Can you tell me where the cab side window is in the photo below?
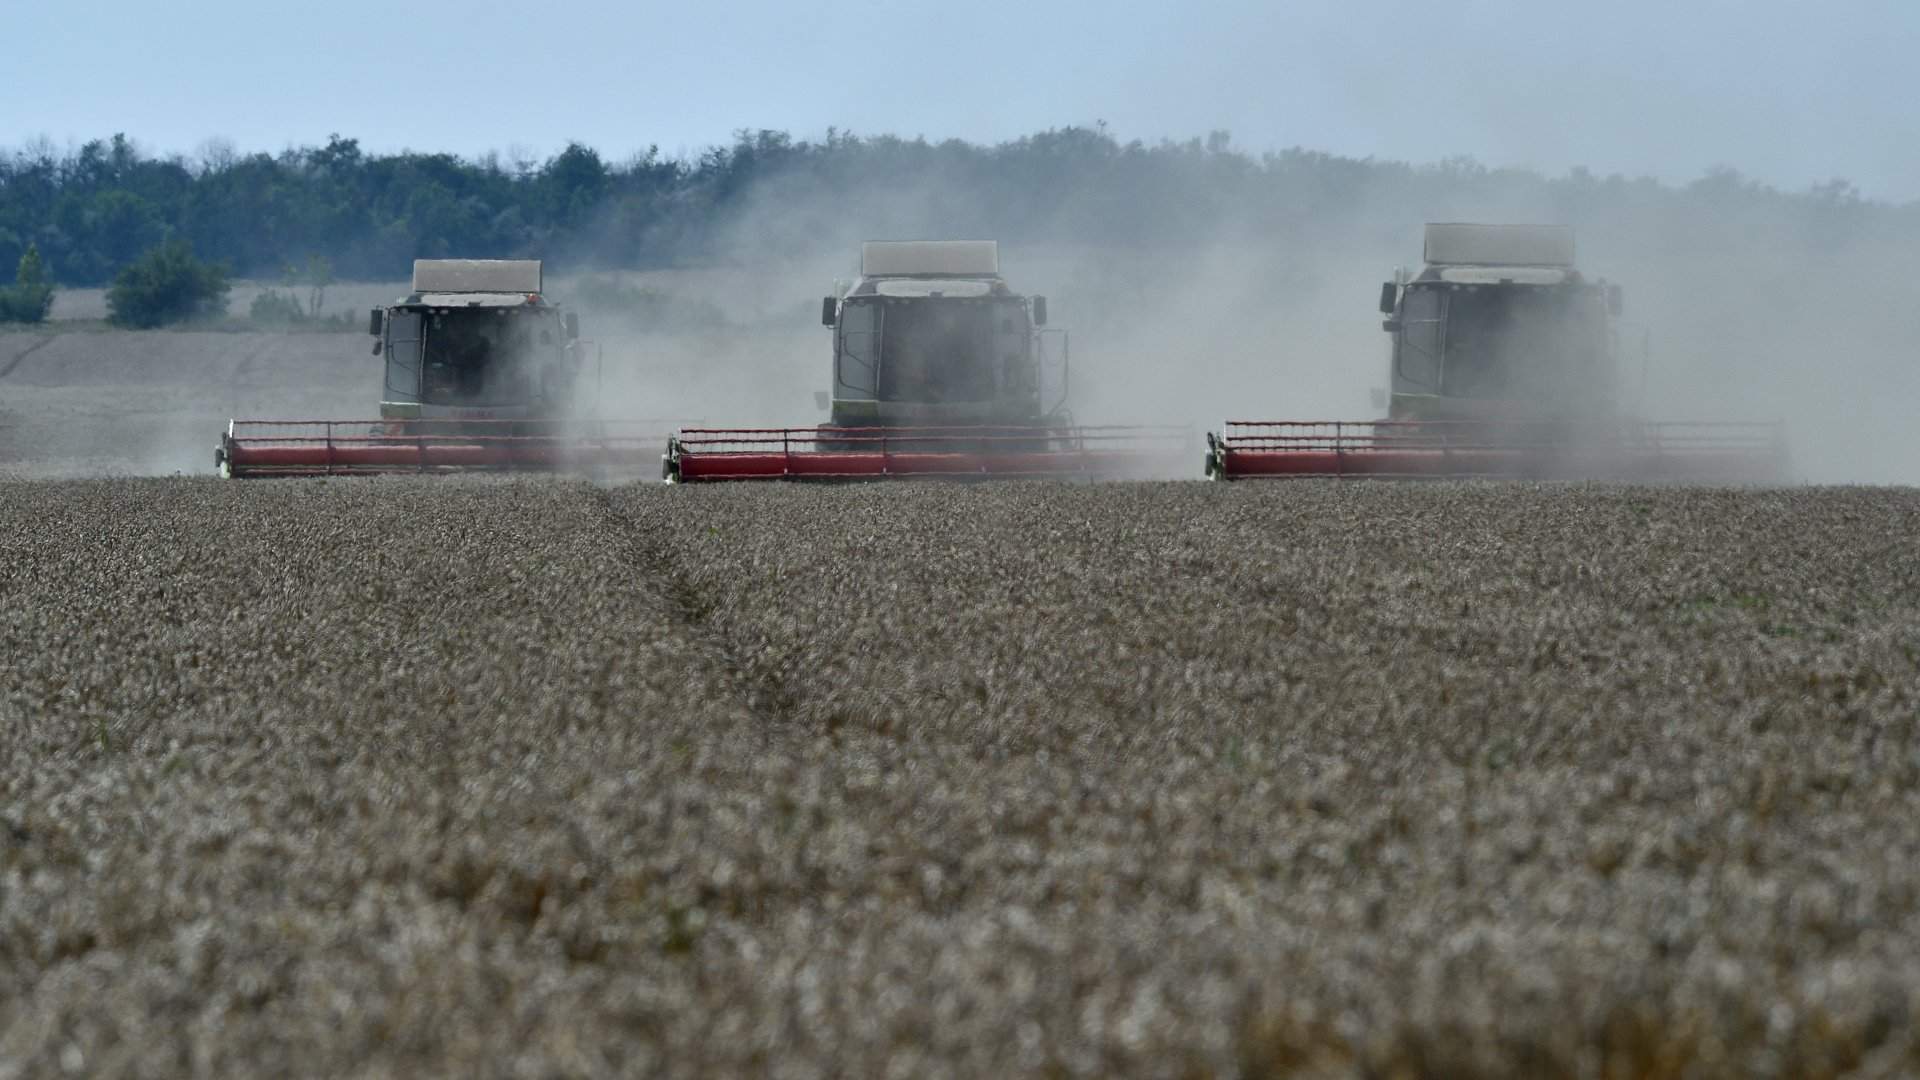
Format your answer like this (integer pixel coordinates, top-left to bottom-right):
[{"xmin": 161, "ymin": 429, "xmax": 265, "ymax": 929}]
[
  {"xmin": 384, "ymin": 311, "xmax": 423, "ymax": 399},
  {"xmin": 1396, "ymin": 287, "xmax": 1443, "ymax": 389},
  {"xmin": 836, "ymin": 300, "xmax": 880, "ymax": 399}
]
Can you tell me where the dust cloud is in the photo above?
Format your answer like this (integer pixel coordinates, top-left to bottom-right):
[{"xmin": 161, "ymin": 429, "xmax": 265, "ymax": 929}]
[
  {"xmin": 11, "ymin": 150, "xmax": 1912, "ymax": 485},
  {"xmin": 567, "ymin": 162, "xmax": 1917, "ymax": 485}
]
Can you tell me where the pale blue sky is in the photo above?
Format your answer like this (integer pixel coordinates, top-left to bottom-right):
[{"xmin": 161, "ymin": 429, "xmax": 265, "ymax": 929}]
[{"xmin": 13, "ymin": 0, "xmax": 1920, "ymax": 200}]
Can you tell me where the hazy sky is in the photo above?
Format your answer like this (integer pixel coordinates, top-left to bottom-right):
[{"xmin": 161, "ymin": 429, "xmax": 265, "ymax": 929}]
[{"xmin": 13, "ymin": 0, "xmax": 1919, "ymax": 200}]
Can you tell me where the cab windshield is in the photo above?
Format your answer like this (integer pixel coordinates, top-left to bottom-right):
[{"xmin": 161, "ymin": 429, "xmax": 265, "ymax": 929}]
[
  {"xmin": 421, "ymin": 307, "xmax": 558, "ymax": 407},
  {"xmin": 875, "ymin": 299, "xmax": 1022, "ymax": 403},
  {"xmin": 1441, "ymin": 286, "xmax": 1609, "ymax": 403}
]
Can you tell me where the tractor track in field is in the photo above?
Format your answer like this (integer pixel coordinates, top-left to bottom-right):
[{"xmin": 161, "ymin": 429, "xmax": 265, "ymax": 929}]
[
  {"xmin": 585, "ymin": 485, "xmax": 802, "ymax": 729},
  {"xmin": 227, "ymin": 339, "xmax": 272, "ymax": 385},
  {"xmin": 0, "ymin": 334, "xmax": 55, "ymax": 380}
]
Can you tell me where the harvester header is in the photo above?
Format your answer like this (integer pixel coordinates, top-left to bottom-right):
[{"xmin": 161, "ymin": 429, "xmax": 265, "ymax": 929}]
[
  {"xmin": 411, "ymin": 259, "xmax": 544, "ymax": 294},
  {"xmin": 860, "ymin": 240, "xmax": 1000, "ymax": 278},
  {"xmin": 1422, "ymin": 223, "xmax": 1575, "ymax": 268}
]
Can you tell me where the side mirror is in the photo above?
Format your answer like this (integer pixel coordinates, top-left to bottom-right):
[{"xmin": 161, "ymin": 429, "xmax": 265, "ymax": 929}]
[
  {"xmin": 820, "ymin": 297, "xmax": 837, "ymax": 327},
  {"xmin": 564, "ymin": 311, "xmax": 580, "ymax": 340},
  {"xmin": 1381, "ymin": 319, "xmax": 1402, "ymax": 333},
  {"xmin": 1369, "ymin": 387, "xmax": 1388, "ymax": 411},
  {"xmin": 813, "ymin": 391, "xmax": 830, "ymax": 411},
  {"xmin": 1378, "ymin": 282, "xmax": 1397, "ymax": 315},
  {"xmin": 1031, "ymin": 296, "xmax": 1048, "ymax": 327},
  {"xmin": 368, "ymin": 307, "xmax": 384, "ymax": 336},
  {"xmin": 1607, "ymin": 284, "xmax": 1624, "ymax": 317}
]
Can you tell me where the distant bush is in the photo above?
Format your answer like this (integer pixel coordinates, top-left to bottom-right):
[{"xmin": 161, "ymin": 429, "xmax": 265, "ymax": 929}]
[
  {"xmin": 246, "ymin": 254, "xmax": 354, "ymax": 330},
  {"xmin": 106, "ymin": 240, "xmax": 230, "ymax": 328},
  {"xmin": 246, "ymin": 286, "xmax": 355, "ymax": 331},
  {"xmin": 0, "ymin": 291, "xmax": 48, "ymax": 323},
  {"xmin": 248, "ymin": 288, "xmax": 307, "ymax": 326},
  {"xmin": 0, "ymin": 244, "xmax": 54, "ymax": 323}
]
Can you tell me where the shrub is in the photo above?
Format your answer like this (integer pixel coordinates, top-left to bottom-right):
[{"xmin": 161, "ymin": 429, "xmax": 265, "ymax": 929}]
[
  {"xmin": 249, "ymin": 288, "xmax": 307, "ymax": 326},
  {"xmin": 0, "ymin": 244, "xmax": 55, "ymax": 323},
  {"xmin": 106, "ymin": 240, "xmax": 230, "ymax": 328}
]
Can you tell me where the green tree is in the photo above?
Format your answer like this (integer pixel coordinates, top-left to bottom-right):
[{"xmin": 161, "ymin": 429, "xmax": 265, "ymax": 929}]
[
  {"xmin": 106, "ymin": 240, "xmax": 230, "ymax": 327},
  {"xmin": 0, "ymin": 243, "xmax": 55, "ymax": 323},
  {"xmin": 1, "ymin": 128, "xmax": 1912, "ymax": 288},
  {"xmin": 541, "ymin": 143, "xmax": 608, "ymax": 227}
]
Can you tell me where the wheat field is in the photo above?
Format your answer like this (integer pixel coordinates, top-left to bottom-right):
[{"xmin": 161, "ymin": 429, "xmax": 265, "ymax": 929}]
[{"xmin": 3, "ymin": 477, "xmax": 1917, "ymax": 1077}]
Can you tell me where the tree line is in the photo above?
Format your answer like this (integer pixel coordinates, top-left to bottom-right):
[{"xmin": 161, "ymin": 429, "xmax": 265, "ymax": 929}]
[{"xmin": 0, "ymin": 127, "xmax": 1912, "ymax": 296}]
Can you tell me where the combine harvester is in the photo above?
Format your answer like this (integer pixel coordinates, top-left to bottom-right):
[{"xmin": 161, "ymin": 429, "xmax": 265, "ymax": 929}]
[
  {"xmin": 1204, "ymin": 224, "xmax": 1789, "ymax": 481},
  {"xmin": 215, "ymin": 259, "xmax": 665, "ymax": 478},
  {"xmin": 662, "ymin": 241, "xmax": 1188, "ymax": 482}
]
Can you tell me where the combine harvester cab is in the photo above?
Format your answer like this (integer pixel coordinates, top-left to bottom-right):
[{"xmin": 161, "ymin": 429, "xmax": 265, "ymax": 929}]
[
  {"xmin": 1205, "ymin": 224, "xmax": 1789, "ymax": 482},
  {"xmin": 663, "ymin": 241, "xmax": 1189, "ymax": 482},
  {"xmin": 216, "ymin": 259, "xmax": 669, "ymax": 478}
]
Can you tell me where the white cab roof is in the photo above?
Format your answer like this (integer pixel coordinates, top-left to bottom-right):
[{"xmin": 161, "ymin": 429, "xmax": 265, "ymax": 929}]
[
  {"xmin": 861, "ymin": 241, "xmax": 999, "ymax": 277},
  {"xmin": 412, "ymin": 259, "xmax": 543, "ymax": 293},
  {"xmin": 1424, "ymin": 224, "xmax": 1575, "ymax": 268}
]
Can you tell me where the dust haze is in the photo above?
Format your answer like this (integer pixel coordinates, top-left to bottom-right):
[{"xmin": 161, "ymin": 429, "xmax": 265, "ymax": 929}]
[
  {"xmin": 562, "ymin": 161, "xmax": 1917, "ymax": 485},
  {"xmin": 5, "ymin": 150, "xmax": 1913, "ymax": 484}
]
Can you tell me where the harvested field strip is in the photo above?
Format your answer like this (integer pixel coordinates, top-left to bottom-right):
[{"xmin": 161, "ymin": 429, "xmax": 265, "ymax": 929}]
[
  {"xmin": 2, "ymin": 478, "xmax": 1919, "ymax": 1076},
  {"xmin": 0, "ymin": 331, "xmax": 373, "ymax": 479}
]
